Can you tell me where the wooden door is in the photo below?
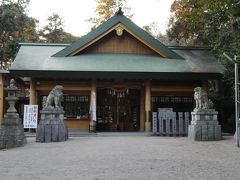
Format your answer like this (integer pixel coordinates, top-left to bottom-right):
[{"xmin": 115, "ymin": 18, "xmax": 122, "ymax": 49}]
[{"xmin": 96, "ymin": 89, "xmax": 140, "ymax": 131}]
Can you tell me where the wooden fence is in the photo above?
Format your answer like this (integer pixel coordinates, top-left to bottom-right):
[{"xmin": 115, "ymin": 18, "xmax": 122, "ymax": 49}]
[{"xmin": 152, "ymin": 111, "xmax": 191, "ymax": 136}]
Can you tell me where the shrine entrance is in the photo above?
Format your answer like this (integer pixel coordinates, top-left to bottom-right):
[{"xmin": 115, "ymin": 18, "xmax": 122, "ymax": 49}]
[{"xmin": 96, "ymin": 88, "xmax": 140, "ymax": 132}]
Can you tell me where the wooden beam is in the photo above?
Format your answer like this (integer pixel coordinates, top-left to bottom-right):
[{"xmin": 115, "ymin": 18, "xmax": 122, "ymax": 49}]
[
  {"xmin": 140, "ymin": 88, "xmax": 145, "ymax": 131},
  {"xmin": 145, "ymin": 80, "xmax": 151, "ymax": 132},
  {"xmin": 29, "ymin": 78, "xmax": 37, "ymax": 105}
]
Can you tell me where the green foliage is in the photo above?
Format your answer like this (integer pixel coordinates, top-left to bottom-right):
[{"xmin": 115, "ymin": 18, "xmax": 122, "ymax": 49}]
[
  {"xmin": 168, "ymin": 0, "xmax": 240, "ymax": 132},
  {"xmin": 0, "ymin": 0, "xmax": 38, "ymax": 69},
  {"xmin": 168, "ymin": 0, "xmax": 236, "ymax": 46},
  {"xmin": 88, "ymin": 0, "xmax": 132, "ymax": 28},
  {"xmin": 142, "ymin": 22, "xmax": 158, "ymax": 36},
  {"xmin": 39, "ymin": 13, "xmax": 80, "ymax": 43}
]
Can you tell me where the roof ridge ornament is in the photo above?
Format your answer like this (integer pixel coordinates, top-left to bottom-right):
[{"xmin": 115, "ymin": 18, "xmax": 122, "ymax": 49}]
[{"xmin": 116, "ymin": 7, "xmax": 123, "ymax": 15}]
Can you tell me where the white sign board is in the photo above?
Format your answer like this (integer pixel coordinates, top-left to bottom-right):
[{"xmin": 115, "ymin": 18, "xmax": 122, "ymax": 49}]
[
  {"xmin": 92, "ymin": 91, "xmax": 97, "ymax": 121},
  {"xmin": 24, "ymin": 105, "xmax": 38, "ymax": 128}
]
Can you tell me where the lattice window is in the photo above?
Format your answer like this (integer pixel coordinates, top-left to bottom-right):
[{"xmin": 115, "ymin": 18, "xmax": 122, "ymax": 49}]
[{"xmin": 63, "ymin": 95, "xmax": 89, "ymax": 119}]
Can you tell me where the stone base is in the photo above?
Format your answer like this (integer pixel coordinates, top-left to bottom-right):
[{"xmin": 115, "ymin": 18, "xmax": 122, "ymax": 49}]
[
  {"xmin": 188, "ymin": 124, "xmax": 221, "ymax": 141},
  {"xmin": 36, "ymin": 118, "xmax": 68, "ymax": 142},
  {"xmin": 234, "ymin": 122, "xmax": 240, "ymax": 146},
  {"xmin": 0, "ymin": 123, "xmax": 26, "ymax": 149},
  {"xmin": 188, "ymin": 109, "xmax": 222, "ymax": 141},
  {"xmin": 36, "ymin": 107, "xmax": 68, "ymax": 143}
]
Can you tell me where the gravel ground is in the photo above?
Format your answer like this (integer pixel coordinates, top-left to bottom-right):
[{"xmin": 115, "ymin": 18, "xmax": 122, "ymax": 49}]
[{"xmin": 0, "ymin": 135, "xmax": 240, "ymax": 180}]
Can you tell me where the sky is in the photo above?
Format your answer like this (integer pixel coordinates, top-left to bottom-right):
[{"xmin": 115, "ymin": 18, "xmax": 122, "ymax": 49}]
[{"xmin": 27, "ymin": 0, "xmax": 175, "ymax": 37}]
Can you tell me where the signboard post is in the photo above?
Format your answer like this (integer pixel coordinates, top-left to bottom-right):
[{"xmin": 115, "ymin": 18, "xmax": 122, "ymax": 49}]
[
  {"xmin": 173, "ymin": 112, "xmax": 177, "ymax": 136},
  {"xmin": 166, "ymin": 112, "xmax": 171, "ymax": 135},
  {"xmin": 184, "ymin": 112, "xmax": 190, "ymax": 135},
  {"xmin": 178, "ymin": 112, "xmax": 183, "ymax": 136},
  {"xmin": 152, "ymin": 112, "xmax": 158, "ymax": 135},
  {"xmin": 23, "ymin": 105, "xmax": 38, "ymax": 129}
]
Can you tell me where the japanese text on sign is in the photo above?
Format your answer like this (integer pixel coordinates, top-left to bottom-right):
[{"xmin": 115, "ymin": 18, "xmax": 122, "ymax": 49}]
[{"xmin": 24, "ymin": 105, "xmax": 38, "ymax": 128}]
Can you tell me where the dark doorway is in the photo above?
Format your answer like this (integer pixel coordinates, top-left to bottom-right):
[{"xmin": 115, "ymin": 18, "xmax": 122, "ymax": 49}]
[{"xmin": 96, "ymin": 89, "xmax": 140, "ymax": 131}]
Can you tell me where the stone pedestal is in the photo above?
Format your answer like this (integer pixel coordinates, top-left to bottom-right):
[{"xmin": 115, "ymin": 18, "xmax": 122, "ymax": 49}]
[
  {"xmin": 36, "ymin": 107, "xmax": 68, "ymax": 142},
  {"xmin": 0, "ymin": 113, "xmax": 26, "ymax": 149},
  {"xmin": 234, "ymin": 121, "xmax": 240, "ymax": 146},
  {"xmin": 188, "ymin": 109, "xmax": 221, "ymax": 141}
]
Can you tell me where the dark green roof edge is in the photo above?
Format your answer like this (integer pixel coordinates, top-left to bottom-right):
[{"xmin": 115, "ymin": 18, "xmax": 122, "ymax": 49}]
[
  {"xmin": 168, "ymin": 46, "xmax": 211, "ymax": 50},
  {"xmin": 53, "ymin": 13, "xmax": 183, "ymax": 59},
  {"xmin": 10, "ymin": 70, "xmax": 222, "ymax": 80},
  {"xmin": 19, "ymin": 42, "xmax": 70, "ymax": 47}
]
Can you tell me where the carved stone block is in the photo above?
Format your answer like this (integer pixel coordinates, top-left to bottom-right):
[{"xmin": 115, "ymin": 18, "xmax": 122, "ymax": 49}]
[
  {"xmin": 36, "ymin": 107, "xmax": 68, "ymax": 143},
  {"xmin": 188, "ymin": 109, "xmax": 221, "ymax": 141}
]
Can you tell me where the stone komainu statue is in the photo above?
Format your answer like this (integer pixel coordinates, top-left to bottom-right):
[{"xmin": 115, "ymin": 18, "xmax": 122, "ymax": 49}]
[
  {"xmin": 194, "ymin": 87, "xmax": 213, "ymax": 109},
  {"xmin": 45, "ymin": 85, "xmax": 64, "ymax": 108}
]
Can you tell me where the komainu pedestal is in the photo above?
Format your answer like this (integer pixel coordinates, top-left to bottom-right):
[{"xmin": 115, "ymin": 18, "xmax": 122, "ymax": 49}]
[
  {"xmin": 0, "ymin": 79, "xmax": 26, "ymax": 149},
  {"xmin": 188, "ymin": 87, "xmax": 221, "ymax": 141},
  {"xmin": 188, "ymin": 109, "xmax": 221, "ymax": 141},
  {"xmin": 36, "ymin": 107, "xmax": 68, "ymax": 142},
  {"xmin": 36, "ymin": 85, "xmax": 68, "ymax": 142}
]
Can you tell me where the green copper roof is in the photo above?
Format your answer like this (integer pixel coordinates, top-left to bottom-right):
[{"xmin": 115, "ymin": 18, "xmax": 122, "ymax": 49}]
[
  {"xmin": 11, "ymin": 44, "xmax": 185, "ymax": 71},
  {"xmin": 10, "ymin": 43, "xmax": 222, "ymax": 79},
  {"xmin": 53, "ymin": 12, "xmax": 182, "ymax": 59}
]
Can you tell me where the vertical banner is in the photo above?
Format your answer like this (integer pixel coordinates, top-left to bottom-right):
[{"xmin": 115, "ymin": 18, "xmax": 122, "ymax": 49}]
[
  {"xmin": 173, "ymin": 112, "xmax": 177, "ymax": 136},
  {"xmin": 184, "ymin": 112, "xmax": 190, "ymax": 135},
  {"xmin": 152, "ymin": 112, "xmax": 158, "ymax": 135},
  {"xmin": 178, "ymin": 112, "xmax": 183, "ymax": 136},
  {"xmin": 24, "ymin": 105, "xmax": 38, "ymax": 128}
]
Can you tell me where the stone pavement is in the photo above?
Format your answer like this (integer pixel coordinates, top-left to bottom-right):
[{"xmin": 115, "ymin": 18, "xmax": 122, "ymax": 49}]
[{"xmin": 0, "ymin": 134, "xmax": 240, "ymax": 180}]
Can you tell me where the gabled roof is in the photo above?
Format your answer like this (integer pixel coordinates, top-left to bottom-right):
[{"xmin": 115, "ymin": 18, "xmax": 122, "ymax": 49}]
[
  {"xmin": 10, "ymin": 43, "xmax": 222, "ymax": 79},
  {"xmin": 10, "ymin": 10, "xmax": 223, "ymax": 80},
  {"xmin": 53, "ymin": 9, "xmax": 183, "ymax": 59}
]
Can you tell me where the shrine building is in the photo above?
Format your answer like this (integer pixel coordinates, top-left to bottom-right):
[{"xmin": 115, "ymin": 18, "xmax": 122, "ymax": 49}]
[{"xmin": 7, "ymin": 10, "xmax": 222, "ymax": 132}]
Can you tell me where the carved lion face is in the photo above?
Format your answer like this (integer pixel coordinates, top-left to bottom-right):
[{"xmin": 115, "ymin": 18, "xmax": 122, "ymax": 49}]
[
  {"xmin": 194, "ymin": 87, "xmax": 201, "ymax": 92},
  {"xmin": 55, "ymin": 85, "xmax": 64, "ymax": 91}
]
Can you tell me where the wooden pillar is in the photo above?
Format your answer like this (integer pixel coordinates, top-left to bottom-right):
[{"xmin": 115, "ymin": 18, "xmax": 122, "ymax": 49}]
[
  {"xmin": 29, "ymin": 78, "xmax": 37, "ymax": 105},
  {"xmin": 145, "ymin": 80, "xmax": 151, "ymax": 132},
  {"xmin": 90, "ymin": 79, "xmax": 97, "ymax": 126},
  {"xmin": 202, "ymin": 80, "xmax": 209, "ymax": 95},
  {"xmin": 0, "ymin": 74, "xmax": 4, "ymax": 123},
  {"xmin": 140, "ymin": 88, "xmax": 145, "ymax": 131}
]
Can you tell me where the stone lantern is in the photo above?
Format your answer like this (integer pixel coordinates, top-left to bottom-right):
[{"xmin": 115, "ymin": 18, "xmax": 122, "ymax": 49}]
[{"xmin": 0, "ymin": 79, "xmax": 26, "ymax": 149}]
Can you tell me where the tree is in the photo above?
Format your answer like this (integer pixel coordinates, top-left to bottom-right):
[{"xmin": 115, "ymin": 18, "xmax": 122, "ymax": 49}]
[
  {"xmin": 167, "ymin": 0, "xmax": 240, "ymax": 132},
  {"xmin": 142, "ymin": 22, "xmax": 158, "ymax": 36},
  {"xmin": 0, "ymin": 0, "xmax": 39, "ymax": 70},
  {"xmin": 39, "ymin": 13, "xmax": 80, "ymax": 43},
  {"xmin": 167, "ymin": 0, "xmax": 239, "ymax": 47},
  {"xmin": 88, "ymin": 0, "xmax": 132, "ymax": 28}
]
